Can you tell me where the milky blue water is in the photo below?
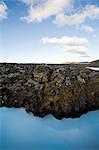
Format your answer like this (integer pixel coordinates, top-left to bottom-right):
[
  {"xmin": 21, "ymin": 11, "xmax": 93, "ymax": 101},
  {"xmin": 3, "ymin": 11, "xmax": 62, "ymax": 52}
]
[
  {"xmin": 0, "ymin": 108, "xmax": 99, "ymax": 150},
  {"xmin": 86, "ymin": 67, "xmax": 99, "ymax": 71}
]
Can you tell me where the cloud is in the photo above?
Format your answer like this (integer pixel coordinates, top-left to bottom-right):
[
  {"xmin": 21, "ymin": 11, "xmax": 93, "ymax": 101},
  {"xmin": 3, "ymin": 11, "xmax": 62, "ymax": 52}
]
[
  {"xmin": 20, "ymin": 0, "xmax": 72, "ymax": 23},
  {"xmin": 0, "ymin": 2, "xmax": 8, "ymax": 20},
  {"xmin": 20, "ymin": 0, "xmax": 33, "ymax": 5},
  {"xmin": 41, "ymin": 36, "xmax": 89, "ymax": 57},
  {"xmin": 41, "ymin": 36, "xmax": 88, "ymax": 46},
  {"xmin": 54, "ymin": 5, "xmax": 99, "ymax": 27},
  {"xmin": 62, "ymin": 45, "xmax": 88, "ymax": 54},
  {"xmin": 20, "ymin": 1, "xmax": 99, "ymax": 34},
  {"xmin": 62, "ymin": 45, "xmax": 89, "ymax": 57},
  {"xmin": 80, "ymin": 24, "xmax": 94, "ymax": 33}
]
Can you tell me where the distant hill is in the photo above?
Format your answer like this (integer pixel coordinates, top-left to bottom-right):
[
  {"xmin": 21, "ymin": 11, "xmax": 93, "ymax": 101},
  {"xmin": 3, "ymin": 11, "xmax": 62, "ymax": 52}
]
[
  {"xmin": 62, "ymin": 60, "xmax": 99, "ymax": 67},
  {"xmin": 89, "ymin": 60, "xmax": 99, "ymax": 67}
]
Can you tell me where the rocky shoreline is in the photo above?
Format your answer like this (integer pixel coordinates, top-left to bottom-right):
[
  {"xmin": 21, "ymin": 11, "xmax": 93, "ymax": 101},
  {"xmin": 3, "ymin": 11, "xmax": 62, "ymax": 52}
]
[{"xmin": 0, "ymin": 63, "xmax": 99, "ymax": 119}]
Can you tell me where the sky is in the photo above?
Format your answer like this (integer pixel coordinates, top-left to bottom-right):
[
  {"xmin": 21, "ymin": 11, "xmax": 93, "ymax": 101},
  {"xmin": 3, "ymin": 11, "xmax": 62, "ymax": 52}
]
[{"xmin": 0, "ymin": 0, "xmax": 99, "ymax": 63}]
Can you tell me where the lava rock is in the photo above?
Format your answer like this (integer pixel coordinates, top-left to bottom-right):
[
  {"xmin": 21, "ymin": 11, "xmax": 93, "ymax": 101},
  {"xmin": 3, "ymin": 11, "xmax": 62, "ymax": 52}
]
[{"xmin": 0, "ymin": 63, "xmax": 99, "ymax": 119}]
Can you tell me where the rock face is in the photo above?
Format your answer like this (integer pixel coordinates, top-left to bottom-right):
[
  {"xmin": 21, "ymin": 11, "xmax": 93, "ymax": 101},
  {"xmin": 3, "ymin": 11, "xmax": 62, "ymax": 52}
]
[
  {"xmin": 89, "ymin": 59, "xmax": 99, "ymax": 67},
  {"xmin": 0, "ymin": 63, "xmax": 99, "ymax": 119}
]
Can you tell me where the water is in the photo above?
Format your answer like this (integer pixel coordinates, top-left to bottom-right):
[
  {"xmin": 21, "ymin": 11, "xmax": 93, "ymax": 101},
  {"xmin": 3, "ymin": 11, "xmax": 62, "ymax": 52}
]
[
  {"xmin": 86, "ymin": 67, "xmax": 99, "ymax": 71},
  {"xmin": 0, "ymin": 108, "xmax": 99, "ymax": 150}
]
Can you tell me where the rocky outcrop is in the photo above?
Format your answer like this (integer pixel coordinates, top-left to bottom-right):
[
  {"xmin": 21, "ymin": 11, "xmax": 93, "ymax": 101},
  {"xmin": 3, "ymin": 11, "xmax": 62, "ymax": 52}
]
[
  {"xmin": 89, "ymin": 59, "xmax": 99, "ymax": 67},
  {"xmin": 0, "ymin": 63, "xmax": 99, "ymax": 119}
]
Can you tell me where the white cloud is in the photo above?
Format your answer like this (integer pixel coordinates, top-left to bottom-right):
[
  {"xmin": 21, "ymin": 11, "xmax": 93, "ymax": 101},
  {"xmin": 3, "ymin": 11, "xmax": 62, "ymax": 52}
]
[
  {"xmin": 0, "ymin": 2, "xmax": 7, "ymax": 20},
  {"xmin": 54, "ymin": 5, "xmax": 99, "ymax": 26},
  {"xmin": 21, "ymin": 0, "xmax": 72, "ymax": 22},
  {"xmin": 41, "ymin": 36, "xmax": 89, "ymax": 57},
  {"xmin": 62, "ymin": 45, "xmax": 89, "ymax": 57},
  {"xmin": 41, "ymin": 36, "xmax": 88, "ymax": 46},
  {"xmin": 20, "ymin": 0, "xmax": 33, "ymax": 5},
  {"xmin": 80, "ymin": 24, "xmax": 94, "ymax": 33},
  {"xmin": 20, "ymin": 1, "xmax": 99, "ymax": 34}
]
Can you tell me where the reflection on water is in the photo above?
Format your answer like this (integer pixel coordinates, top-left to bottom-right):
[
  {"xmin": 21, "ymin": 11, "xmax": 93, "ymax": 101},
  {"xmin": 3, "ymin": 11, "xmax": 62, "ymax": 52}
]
[{"xmin": 0, "ymin": 108, "xmax": 99, "ymax": 149}]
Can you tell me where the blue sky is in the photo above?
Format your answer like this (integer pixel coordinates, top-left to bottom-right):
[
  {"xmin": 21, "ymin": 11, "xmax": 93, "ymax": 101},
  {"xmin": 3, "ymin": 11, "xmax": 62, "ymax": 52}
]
[{"xmin": 0, "ymin": 0, "xmax": 99, "ymax": 63}]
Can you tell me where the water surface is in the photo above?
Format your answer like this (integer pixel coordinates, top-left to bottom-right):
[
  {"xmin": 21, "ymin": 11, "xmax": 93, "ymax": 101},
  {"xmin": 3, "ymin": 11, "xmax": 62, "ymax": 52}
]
[
  {"xmin": 86, "ymin": 67, "xmax": 99, "ymax": 71},
  {"xmin": 0, "ymin": 108, "xmax": 99, "ymax": 150}
]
